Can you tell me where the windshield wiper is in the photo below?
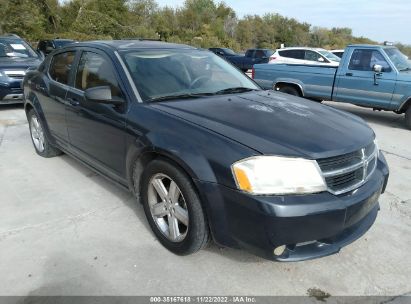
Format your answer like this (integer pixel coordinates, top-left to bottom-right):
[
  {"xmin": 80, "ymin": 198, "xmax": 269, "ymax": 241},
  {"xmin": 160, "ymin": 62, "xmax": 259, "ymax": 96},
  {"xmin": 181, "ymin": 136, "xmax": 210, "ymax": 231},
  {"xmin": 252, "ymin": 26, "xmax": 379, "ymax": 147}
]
[
  {"xmin": 213, "ymin": 87, "xmax": 258, "ymax": 95},
  {"xmin": 399, "ymin": 67, "xmax": 411, "ymax": 72},
  {"xmin": 148, "ymin": 93, "xmax": 207, "ymax": 103}
]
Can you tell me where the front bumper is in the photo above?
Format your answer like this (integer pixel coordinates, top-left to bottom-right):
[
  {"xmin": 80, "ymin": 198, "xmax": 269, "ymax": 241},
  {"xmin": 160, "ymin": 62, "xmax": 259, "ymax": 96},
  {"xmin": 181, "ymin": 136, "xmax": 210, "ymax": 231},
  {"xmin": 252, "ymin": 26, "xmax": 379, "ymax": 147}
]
[
  {"xmin": 196, "ymin": 153, "xmax": 389, "ymax": 261},
  {"xmin": 0, "ymin": 79, "xmax": 24, "ymax": 104}
]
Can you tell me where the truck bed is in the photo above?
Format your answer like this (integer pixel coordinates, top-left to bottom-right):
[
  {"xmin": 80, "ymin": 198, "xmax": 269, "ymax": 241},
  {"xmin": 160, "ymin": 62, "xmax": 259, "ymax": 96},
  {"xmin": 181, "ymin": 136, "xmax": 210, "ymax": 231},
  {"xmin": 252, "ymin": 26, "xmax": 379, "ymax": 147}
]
[{"xmin": 253, "ymin": 63, "xmax": 338, "ymax": 100}]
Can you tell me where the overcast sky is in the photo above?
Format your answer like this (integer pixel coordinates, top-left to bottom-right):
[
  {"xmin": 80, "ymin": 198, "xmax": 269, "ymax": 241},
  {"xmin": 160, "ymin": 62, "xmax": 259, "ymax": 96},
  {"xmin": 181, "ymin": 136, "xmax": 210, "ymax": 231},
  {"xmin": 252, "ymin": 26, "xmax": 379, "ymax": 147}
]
[{"xmin": 155, "ymin": 0, "xmax": 411, "ymax": 44}]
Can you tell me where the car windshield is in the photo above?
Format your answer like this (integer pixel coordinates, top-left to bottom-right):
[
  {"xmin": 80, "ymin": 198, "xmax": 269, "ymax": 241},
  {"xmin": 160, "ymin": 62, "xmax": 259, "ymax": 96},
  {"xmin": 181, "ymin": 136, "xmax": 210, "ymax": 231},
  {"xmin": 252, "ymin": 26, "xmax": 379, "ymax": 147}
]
[
  {"xmin": 0, "ymin": 39, "xmax": 38, "ymax": 58},
  {"xmin": 122, "ymin": 49, "xmax": 260, "ymax": 102},
  {"xmin": 384, "ymin": 48, "xmax": 411, "ymax": 71},
  {"xmin": 222, "ymin": 48, "xmax": 236, "ymax": 55},
  {"xmin": 318, "ymin": 50, "xmax": 341, "ymax": 62}
]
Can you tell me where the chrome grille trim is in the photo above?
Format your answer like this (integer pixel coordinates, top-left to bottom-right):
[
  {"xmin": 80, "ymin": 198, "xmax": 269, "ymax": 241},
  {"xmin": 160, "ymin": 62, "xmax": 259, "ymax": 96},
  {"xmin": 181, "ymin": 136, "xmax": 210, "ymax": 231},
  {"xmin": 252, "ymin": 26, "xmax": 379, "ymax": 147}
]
[{"xmin": 317, "ymin": 142, "xmax": 378, "ymax": 195}]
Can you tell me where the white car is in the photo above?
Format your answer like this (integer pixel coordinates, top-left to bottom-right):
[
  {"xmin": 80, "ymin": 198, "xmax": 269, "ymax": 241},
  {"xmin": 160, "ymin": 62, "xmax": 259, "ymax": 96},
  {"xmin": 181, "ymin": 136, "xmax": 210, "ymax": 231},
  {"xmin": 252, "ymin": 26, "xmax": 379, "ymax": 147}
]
[
  {"xmin": 330, "ymin": 49, "xmax": 344, "ymax": 58},
  {"xmin": 269, "ymin": 47, "xmax": 340, "ymax": 66}
]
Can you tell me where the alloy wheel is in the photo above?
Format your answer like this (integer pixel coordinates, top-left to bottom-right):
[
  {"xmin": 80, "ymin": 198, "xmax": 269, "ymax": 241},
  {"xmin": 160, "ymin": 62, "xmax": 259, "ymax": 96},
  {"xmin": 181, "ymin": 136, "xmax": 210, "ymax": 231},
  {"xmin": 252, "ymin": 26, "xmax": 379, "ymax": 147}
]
[
  {"xmin": 147, "ymin": 173, "xmax": 189, "ymax": 242},
  {"xmin": 30, "ymin": 115, "xmax": 45, "ymax": 153}
]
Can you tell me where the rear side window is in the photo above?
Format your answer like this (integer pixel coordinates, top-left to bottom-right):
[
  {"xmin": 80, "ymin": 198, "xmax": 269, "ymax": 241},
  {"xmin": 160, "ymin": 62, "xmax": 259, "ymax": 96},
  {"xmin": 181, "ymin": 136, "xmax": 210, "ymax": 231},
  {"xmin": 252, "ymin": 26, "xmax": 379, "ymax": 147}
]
[
  {"xmin": 75, "ymin": 51, "xmax": 122, "ymax": 98},
  {"xmin": 49, "ymin": 51, "xmax": 76, "ymax": 85},
  {"xmin": 279, "ymin": 50, "xmax": 305, "ymax": 59},
  {"xmin": 348, "ymin": 49, "xmax": 391, "ymax": 72}
]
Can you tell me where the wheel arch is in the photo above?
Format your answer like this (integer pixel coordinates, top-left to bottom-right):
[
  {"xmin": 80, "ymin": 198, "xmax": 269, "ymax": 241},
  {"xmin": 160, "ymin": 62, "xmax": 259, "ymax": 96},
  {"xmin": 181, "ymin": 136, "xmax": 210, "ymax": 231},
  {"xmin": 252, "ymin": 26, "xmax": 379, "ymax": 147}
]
[
  {"xmin": 398, "ymin": 97, "xmax": 411, "ymax": 113},
  {"xmin": 24, "ymin": 95, "xmax": 54, "ymax": 144},
  {"xmin": 274, "ymin": 81, "xmax": 304, "ymax": 97}
]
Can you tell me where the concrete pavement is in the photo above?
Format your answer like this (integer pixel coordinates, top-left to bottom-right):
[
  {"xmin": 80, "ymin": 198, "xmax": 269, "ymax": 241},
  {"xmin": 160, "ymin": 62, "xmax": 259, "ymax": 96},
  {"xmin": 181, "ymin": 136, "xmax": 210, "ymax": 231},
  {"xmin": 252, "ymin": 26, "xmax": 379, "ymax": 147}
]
[{"xmin": 0, "ymin": 102, "xmax": 410, "ymax": 296}]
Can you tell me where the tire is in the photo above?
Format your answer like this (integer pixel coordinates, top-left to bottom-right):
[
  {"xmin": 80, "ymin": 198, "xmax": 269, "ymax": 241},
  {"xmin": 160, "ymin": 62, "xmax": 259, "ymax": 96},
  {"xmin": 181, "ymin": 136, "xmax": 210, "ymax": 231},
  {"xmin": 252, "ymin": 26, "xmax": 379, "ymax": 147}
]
[
  {"xmin": 278, "ymin": 86, "xmax": 301, "ymax": 97},
  {"xmin": 27, "ymin": 109, "xmax": 62, "ymax": 158},
  {"xmin": 406, "ymin": 106, "xmax": 411, "ymax": 130},
  {"xmin": 140, "ymin": 159, "xmax": 210, "ymax": 255}
]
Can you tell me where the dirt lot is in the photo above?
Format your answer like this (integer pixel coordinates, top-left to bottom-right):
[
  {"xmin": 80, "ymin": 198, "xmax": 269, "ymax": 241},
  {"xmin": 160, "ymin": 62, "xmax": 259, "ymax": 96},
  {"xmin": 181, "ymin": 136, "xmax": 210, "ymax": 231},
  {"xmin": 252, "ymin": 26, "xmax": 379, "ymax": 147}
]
[{"xmin": 0, "ymin": 102, "xmax": 410, "ymax": 297}]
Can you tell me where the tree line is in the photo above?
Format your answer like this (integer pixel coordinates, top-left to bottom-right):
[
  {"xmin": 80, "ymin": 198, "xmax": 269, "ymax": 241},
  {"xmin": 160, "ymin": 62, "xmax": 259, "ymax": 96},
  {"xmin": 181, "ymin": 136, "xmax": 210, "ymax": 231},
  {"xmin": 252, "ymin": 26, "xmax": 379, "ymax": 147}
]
[{"xmin": 1, "ymin": 0, "xmax": 410, "ymax": 56}]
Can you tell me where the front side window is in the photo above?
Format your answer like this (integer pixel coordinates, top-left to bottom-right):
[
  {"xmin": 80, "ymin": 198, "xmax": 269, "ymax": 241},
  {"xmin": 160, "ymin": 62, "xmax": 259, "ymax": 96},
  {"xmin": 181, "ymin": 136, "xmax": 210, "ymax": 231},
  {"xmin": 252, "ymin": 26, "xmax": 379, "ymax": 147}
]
[
  {"xmin": 75, "ymin": 52, "xmax": 122, "ymax": 98},
  {"xmin": 305, "ymin": 50, "xmax": 324, "ymax": 62},
  {"xmin": 318, "ymin": 50, "xmax": 341, "ymax": 62},
  {"xmin": 49, "ymin": 51, "xmax": 76, "ymax": 85},
  {"xmin": 122, "ymin": 49, "xmax": 259, "ymax": 102},
  {"xmin": 349, "ymin": 49, "xmax": 391, "ymax": 71}
]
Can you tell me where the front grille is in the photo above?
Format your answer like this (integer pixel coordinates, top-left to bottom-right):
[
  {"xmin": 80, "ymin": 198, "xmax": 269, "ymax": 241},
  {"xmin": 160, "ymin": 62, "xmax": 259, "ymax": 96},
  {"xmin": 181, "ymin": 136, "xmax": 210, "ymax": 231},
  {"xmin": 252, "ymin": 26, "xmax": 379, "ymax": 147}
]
[{"xmin": 317, "ymin": 142, "xmax": 378, "ymax": 195}]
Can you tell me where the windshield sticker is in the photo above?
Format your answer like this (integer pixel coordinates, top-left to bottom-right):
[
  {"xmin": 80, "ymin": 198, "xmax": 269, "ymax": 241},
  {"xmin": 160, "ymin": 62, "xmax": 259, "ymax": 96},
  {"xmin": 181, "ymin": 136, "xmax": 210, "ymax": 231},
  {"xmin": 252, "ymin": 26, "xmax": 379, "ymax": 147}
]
[{"xmin": 10, "ymin": 44, "xmax": 27, "ymax": 50}]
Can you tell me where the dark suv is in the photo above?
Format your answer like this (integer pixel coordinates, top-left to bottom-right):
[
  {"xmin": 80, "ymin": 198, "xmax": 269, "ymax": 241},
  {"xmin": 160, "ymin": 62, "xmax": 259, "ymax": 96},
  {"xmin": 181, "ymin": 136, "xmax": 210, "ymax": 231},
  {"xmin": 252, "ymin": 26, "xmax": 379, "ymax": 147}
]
[
  {"xmin": 0, "ymin": 34, "xmax": 41, "ymax": 104},
  {"xmin": 23, "ymin": 40, "xmax": 389, "ymax": 261},
  {"xmin": 37, "ymin": 39, "xmax": 76, "ymax": 57}
]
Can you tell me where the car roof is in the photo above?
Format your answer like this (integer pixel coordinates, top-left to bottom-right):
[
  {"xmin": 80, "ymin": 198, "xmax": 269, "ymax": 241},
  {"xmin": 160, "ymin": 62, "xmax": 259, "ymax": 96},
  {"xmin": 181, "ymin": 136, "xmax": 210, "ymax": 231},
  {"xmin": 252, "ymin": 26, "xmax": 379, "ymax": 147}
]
[
  {"xmin": 71, "ymin": 40, "xmax": 195, "ymax": 51},
  {"xmin": 348, "ymin": 44, "xmax": 393, "ymax": 49},
  {"xmin": 277, "ymin": 47, "xmax": 325, "ymax": 51}
]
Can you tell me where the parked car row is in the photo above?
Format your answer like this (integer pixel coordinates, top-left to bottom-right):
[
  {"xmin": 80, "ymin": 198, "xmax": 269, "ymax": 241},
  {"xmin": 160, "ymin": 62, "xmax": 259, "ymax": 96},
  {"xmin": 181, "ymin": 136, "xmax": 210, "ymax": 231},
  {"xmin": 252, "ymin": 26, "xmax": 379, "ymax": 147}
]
[
  {"xmin": 253, "ymin": 44, "xmax": 411, "ymax": 129},
  {"xmin": 0, "ymin": 34, "xmax": 76, "ymax": 104},
  {"xmin": 209, "ymin": 47, "xmax": 341, "ymax": 69}
]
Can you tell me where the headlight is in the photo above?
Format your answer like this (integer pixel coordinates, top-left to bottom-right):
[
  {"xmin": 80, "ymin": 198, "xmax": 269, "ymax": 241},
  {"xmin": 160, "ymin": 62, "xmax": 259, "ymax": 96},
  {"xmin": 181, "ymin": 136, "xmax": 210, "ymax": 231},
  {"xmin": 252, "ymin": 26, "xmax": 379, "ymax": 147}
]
[{"xmin": 232, "ymin": 156, "xmax": 327, "ymax": 195}]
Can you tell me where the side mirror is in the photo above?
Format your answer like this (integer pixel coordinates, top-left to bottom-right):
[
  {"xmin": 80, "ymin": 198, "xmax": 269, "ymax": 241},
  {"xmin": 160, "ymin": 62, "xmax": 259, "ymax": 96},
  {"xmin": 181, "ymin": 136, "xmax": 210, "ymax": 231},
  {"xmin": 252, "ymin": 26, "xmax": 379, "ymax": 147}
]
[
  {"xmin": 373, "ymin": 64, "xmax": 383, "ymax": 73},
  {"xmin": 84, "ymin": 86, "xmax": 125, "ymax": 105},
  {"xmin": 318, "ymin": 57, "xmax": 325, "ymax": 62}
]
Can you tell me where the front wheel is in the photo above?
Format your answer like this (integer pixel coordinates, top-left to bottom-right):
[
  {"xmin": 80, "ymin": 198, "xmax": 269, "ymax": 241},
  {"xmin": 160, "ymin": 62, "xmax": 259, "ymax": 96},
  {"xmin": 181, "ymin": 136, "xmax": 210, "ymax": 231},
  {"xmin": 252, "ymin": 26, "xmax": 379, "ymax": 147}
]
[
  {"xmin": 405, "ymin": 106, "xmax": 411, "ymax": 130},
  {"xmin": 140, "ymin": 159, "xmax": 210, "ymax": 255},
  {"xmin": 28, "ymin": 109, "xmax": 62, "ymax": 158}
]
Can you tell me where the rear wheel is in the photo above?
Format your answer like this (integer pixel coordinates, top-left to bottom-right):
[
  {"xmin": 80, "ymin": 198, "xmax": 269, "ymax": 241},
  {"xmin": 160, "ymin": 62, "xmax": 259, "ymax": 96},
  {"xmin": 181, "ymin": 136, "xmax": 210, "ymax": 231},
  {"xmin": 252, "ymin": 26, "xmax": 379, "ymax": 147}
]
[
  {"xmin": 28, "ymin": 109, "xmax": 62, "ymax": 158},
  {"xmin": 140, "ymin": 159, "xmax": 209, "ymax": 255},
  {"xmin": 405, "ymin": 106, "xmax": 411, "ymax": 130},
  {"xmin": 277, "ymin": 85, "xmax": 301, "ymax": 97}
]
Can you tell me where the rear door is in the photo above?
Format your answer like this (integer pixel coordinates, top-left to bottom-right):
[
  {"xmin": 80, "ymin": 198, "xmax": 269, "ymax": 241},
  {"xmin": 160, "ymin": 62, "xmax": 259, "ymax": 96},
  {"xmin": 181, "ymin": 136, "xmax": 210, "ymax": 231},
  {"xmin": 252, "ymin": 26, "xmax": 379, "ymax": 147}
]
[
  {"xmin": 334, "ymin": 48, "xmax": 397, "ymax": 108},
  {"xmin": 65, "ymin": 48, "xmax": 128, "ymax": 178},
  {"xmin": 37, "ymin": 50, "xmax": 76, "ymax": 145}
]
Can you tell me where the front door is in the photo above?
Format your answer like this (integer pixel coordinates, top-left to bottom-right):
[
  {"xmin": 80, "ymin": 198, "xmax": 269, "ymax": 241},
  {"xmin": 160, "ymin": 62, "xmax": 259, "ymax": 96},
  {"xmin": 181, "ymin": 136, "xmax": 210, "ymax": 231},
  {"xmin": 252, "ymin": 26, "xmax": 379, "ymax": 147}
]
[
  {"xmin": 334, "ymin": 48, "xmax": 397, "ymax": 109},
  {"xmin": 65, "ymin": 50, "xmax": 127, "ymax": 177}
]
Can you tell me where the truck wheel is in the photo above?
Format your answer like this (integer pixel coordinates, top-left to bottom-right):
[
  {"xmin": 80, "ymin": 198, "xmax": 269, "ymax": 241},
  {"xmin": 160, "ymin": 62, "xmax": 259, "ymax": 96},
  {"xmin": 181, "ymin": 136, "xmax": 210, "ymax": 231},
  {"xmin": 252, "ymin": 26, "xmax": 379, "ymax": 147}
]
[
  {"xmin": 28, "ymin": 109, "xmax": 62, "ymax": 158},
  {"xmin": 140, "ymin": 159, "xmax": 210, "ymax": 255},
  {"xmin": 405, "ymin": 106, "xmax": 411, "ymax": 130},
  {"xmin": 278, "ymin": 86, "xmax": 301, "ymax": 97}
]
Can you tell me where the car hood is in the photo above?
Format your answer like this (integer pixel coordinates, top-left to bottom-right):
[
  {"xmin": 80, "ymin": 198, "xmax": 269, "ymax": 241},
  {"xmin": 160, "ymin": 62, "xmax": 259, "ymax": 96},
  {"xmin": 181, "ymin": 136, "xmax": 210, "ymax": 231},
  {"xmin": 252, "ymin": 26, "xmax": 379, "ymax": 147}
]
[
  {"xmin": 0, "ymin": 57, "xmax": 41, "ymax": 70},
  {"xmin": 151, "ymin": 91, "xmax": 374, "ymax": 159}
]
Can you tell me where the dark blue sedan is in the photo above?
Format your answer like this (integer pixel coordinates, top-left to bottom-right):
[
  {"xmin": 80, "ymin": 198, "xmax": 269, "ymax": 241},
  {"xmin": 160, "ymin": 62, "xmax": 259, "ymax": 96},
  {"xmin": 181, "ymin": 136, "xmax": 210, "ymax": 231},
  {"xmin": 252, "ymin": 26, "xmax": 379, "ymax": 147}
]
[{"xmin": 23, "ymin": 40, "xmax": 389, "ymax": 261}]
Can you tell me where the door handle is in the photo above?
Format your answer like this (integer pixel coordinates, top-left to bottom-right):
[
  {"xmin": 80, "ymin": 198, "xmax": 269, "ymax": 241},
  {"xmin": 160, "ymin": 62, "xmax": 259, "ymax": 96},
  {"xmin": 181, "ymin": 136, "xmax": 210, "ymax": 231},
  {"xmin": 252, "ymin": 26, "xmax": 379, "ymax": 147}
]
[
  {"xmin": 67, "ymin": 98, "xmax": 80, "ymax": 106},
  {"xmin": 345, "ymin": 72, "xmax": 353, "ymax": 76}
]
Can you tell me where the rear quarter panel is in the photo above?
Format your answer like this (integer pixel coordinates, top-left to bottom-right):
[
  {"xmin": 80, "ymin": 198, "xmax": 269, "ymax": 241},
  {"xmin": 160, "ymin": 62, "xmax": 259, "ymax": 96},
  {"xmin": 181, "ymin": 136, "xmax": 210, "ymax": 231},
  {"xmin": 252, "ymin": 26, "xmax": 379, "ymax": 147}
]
[{"xmin": 253, "ymin": 64, "xmax": 337, "ymax": 99}]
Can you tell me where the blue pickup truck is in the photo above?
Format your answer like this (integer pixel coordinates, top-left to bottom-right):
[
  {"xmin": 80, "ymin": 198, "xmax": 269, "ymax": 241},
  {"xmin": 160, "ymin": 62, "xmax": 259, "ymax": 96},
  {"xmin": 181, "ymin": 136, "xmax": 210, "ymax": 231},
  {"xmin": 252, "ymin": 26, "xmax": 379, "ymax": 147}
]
[{"xmin": 253, "ymin": 44, "xmax": 411, "ymax": 129}]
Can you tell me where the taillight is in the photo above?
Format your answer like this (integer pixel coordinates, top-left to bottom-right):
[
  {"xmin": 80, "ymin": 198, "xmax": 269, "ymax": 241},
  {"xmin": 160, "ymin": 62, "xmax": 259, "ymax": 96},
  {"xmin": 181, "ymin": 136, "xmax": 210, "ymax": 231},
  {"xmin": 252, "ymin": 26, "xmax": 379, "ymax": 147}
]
[
  {"xmin": 251, "ymin": 68, "xmax": 255, "ymax": 79},
  {"xmin": 269, "ymin": 56, "xmax": 277, "ymax": 62}
]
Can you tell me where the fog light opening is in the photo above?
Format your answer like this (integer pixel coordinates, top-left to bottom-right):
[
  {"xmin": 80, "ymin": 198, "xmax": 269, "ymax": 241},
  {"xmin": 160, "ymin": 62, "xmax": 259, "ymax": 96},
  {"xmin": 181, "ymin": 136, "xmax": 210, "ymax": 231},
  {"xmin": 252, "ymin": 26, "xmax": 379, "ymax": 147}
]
[{"xmin": 273, "ymin": 245, "xmax": 287, "ymax": 256}]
